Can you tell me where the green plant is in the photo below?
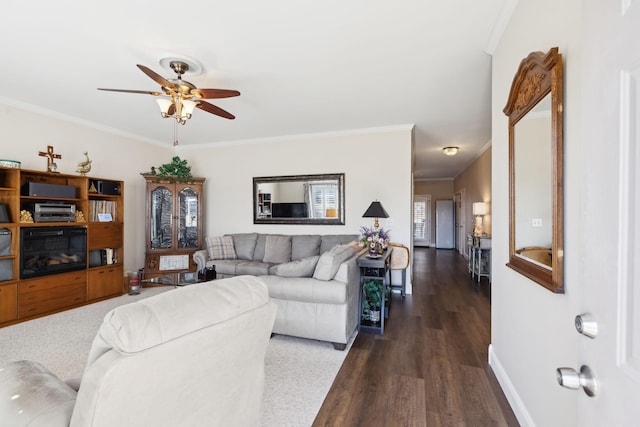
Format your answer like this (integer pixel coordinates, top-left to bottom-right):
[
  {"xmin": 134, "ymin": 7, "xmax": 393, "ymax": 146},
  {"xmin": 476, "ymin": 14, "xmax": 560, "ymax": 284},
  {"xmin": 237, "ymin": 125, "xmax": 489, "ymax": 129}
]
[
  {"xmin": 363, "ymin": 279, "xmax": 382, "ymax": 309},
  {"xmin": 157, "ymin": 156, "xmax": 193, "ymax": 183}
]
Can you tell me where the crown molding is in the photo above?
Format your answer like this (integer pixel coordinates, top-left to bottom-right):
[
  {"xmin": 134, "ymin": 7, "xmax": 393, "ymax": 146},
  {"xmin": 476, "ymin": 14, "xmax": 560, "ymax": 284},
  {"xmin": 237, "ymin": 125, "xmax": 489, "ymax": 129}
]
[{"xmin": 0, "ymin": 96, "xmax": 165, "ymax": 146}]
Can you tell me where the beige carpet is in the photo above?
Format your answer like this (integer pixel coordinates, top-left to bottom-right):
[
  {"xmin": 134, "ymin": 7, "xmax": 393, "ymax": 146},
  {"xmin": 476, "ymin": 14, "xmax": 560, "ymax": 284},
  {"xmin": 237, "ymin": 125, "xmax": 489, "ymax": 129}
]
[{"xmin": 0, "ymin": 286, "xmax": 354, "ymax": 426}]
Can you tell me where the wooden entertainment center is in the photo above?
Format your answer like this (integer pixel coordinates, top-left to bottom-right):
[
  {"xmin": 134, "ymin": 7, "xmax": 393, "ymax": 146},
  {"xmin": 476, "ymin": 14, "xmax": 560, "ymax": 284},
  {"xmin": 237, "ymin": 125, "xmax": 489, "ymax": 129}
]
[{"xmin": 0, "ymin": 166, "xmax": 124, "ymax": 327}]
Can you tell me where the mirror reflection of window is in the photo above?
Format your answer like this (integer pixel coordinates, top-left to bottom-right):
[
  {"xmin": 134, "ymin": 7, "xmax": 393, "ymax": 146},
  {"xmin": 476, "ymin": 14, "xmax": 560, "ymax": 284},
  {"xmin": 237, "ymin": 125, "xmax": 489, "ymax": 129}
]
[
  {"xmin": 185, "ymin": 197, "xmax": 198, "ymax": 227},
  {"xmin": 308, "ymin": 181, "xmax": 338, "ymax": 218},
  {"xmin": 253, "ymin": 174, "xmax": 345, "ymax": 225}
]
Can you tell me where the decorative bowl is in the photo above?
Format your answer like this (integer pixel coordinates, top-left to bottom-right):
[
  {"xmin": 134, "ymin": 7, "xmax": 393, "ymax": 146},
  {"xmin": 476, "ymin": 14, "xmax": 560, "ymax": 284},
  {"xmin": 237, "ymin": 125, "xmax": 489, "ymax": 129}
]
[{"xmin": 0, "ymin": 159, "xmax": 20, "ymax": 169}]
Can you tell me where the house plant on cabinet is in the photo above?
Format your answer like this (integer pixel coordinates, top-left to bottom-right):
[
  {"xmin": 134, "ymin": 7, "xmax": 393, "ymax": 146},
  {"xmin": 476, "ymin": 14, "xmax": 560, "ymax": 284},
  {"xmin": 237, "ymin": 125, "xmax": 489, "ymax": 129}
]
[{"xmin": 362, "ymin": 278, "xmax": 383, "ymax": 323}]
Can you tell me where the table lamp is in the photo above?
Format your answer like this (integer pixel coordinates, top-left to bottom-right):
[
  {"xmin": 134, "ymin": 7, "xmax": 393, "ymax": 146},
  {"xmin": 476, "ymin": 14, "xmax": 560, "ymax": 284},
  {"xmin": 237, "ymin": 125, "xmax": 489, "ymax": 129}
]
[{"xmin": 362, "ymin": 201, "xmax": 389, "ymax": 228}]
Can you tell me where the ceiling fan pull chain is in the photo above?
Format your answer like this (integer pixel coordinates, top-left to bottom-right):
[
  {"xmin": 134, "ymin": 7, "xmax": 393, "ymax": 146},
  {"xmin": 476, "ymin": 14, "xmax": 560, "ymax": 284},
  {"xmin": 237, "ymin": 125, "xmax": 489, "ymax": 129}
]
[{"xmin": 173, "ymin": 120, "xmax": 179, "ymax": 146}]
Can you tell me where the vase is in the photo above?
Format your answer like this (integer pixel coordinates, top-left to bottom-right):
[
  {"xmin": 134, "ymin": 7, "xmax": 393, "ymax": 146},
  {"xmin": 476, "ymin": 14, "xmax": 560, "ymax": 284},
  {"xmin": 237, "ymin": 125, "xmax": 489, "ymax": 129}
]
[{"xmin": 369, "ymin": 310, "xmax": 381, "ymax": 323}]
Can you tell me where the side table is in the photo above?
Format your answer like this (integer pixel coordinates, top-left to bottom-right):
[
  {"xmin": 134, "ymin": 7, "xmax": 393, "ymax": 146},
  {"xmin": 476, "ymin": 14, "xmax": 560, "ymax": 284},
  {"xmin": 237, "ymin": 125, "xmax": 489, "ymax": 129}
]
[{"xmin": 357, "ymin": 250, "xmax": 391, "ymax": 335}]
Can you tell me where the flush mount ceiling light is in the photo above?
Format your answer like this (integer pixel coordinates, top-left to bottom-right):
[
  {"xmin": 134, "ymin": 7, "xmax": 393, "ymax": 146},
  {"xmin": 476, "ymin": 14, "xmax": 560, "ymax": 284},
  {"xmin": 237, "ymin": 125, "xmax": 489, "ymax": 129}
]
[{"xmin": 442, "ymin": 146, "xmax": 459, "ymax": 156}]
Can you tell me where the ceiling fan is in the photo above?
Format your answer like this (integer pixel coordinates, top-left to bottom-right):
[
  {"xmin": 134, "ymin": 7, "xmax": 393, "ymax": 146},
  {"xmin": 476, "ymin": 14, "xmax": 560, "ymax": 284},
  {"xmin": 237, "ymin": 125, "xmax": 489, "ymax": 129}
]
[{"xmin": 98, "ymin": 60, "xmax": 240, "ymax": 123}]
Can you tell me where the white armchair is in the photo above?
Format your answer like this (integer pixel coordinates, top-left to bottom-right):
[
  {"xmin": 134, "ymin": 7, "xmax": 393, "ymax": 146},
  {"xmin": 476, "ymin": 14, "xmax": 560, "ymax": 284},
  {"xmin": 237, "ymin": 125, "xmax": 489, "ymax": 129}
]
[{"xmin": 0, "ymin": 276, "xmax": 276, "ymax": 427}]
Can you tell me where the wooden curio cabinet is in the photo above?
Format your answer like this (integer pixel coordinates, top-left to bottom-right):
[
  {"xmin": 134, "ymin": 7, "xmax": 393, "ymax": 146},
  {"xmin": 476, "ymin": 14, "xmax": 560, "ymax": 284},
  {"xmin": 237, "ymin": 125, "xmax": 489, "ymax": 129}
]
[{"xmin": 142, "ymin": 174, "xmax": 205, "ymax": 278}]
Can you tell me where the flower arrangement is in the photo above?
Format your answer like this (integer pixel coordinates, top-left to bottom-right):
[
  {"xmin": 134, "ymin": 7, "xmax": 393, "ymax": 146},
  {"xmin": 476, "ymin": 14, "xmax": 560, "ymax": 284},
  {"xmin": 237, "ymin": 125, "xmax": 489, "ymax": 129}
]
[{"xmin": 358, "ymin": 226, "xmax": 390, "ymax": 256}]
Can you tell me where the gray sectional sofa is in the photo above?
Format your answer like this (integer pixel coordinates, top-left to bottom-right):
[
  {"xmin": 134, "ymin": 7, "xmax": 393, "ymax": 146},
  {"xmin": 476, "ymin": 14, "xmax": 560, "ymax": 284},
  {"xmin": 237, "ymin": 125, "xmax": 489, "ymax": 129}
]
[{"xmin": 193, "ymin": 233, "xmax": 363, "ymax": 349}]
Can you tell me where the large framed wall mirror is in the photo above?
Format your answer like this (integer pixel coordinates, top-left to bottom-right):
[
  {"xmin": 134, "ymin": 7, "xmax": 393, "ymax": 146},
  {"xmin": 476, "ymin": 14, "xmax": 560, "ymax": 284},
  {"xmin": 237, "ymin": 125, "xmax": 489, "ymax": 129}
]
[
  {"xmin": 253, "ymin": 173, "xmax": 345, "ymax": 225},
  {"xmin": 503, "ymin": 47, "xmax": 564, "ymax": 293}
]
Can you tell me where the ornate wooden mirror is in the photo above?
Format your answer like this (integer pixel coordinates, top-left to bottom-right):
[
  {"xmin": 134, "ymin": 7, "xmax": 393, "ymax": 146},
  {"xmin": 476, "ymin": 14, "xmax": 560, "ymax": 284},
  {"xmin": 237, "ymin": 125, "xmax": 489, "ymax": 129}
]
[{"xmin": 503, "ymin": 47, "xmax": 564, "ymax": 293}]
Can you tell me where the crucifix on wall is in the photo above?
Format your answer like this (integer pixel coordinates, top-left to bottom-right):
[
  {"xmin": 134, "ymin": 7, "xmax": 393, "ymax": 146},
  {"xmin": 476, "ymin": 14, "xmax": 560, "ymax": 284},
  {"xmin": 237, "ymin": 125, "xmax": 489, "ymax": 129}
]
[{"xmin": 38, "ymin": 145, "xmax": 62, "ymax": 172}]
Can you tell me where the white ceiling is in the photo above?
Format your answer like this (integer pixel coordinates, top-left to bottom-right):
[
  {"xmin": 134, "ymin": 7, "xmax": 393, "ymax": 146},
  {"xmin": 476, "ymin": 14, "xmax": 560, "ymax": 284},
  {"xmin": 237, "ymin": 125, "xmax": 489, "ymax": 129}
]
[{"xmin": 2, "ymin": 0, "xmax": 510, "ymax": 179}]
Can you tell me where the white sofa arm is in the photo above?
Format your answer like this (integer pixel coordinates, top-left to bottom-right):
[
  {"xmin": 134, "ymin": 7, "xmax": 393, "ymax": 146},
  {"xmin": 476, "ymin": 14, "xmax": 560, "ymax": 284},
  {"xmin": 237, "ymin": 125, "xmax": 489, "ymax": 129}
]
[
  {"xmin": 0, "ymin": 360, "xmax": 76, "ymax": 427},
  {"xmin": 193, "ymin": 249, "xmax": 208, "ymax": 271}
]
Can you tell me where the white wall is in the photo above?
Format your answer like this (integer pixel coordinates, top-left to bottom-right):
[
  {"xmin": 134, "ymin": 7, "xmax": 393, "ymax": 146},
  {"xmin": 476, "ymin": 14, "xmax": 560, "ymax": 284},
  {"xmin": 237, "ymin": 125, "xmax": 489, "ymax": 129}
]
[
  {"xmin": 0, "ymin": 103, "xmax": 173, "ymax": 273},
  {"xmin": 490, "ymin": 1, "xmax": 581, "ymax": 426},
  {"xmin": 0, "ymin": 101, "xmax": 414, "ymax": 292},
  {"xmin": 178, "ymin": 126, "xmax": 414, "ymax": 291}
]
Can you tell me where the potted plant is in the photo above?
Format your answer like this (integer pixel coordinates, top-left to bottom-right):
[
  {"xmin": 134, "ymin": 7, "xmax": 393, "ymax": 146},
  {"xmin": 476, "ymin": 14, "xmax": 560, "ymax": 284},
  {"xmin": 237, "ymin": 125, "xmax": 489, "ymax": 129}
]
[
  {"xmin": 156, "ymin": 156, "xmax": 193, "ymax": 183},
  {"xmin": 363, "ymin": 279, "xmax": 382, "ymax": 323}
]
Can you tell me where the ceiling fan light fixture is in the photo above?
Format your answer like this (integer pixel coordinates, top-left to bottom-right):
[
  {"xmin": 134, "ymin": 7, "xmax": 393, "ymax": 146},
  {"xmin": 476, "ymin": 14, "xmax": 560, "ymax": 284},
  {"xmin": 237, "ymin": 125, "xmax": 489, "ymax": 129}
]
[
  {"xmin": 99, "ymin": 59, "xmax": 240, "ymax": 145},
  {"xmin": 442, "ymin": 146, "xmax": 459, "ymax": 156},
  {"xmin": 182, "ymin": 99, "xmax": 197, "ymax": 119},
  {"xmin": 156, "ymin": 98, "xmax": 173, "ymax": 117}
]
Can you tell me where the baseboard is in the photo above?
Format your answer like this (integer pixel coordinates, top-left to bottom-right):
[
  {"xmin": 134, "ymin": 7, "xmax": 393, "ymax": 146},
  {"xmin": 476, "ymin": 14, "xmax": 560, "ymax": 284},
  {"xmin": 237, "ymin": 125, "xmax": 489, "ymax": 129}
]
[{"xmin": 488, "ymin": 344, "xmax": 536, "ymax": 427}]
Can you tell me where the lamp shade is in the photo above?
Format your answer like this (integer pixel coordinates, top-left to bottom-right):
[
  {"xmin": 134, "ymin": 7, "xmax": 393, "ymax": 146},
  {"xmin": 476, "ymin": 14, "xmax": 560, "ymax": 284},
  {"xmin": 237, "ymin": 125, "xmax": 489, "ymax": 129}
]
[
  {"xmin": 156, "ymin": 98, "xmax": 173, "ymax": 114},
  {"xmin": 181, "ymin": 99, "xmax": 197, "ymax": 117},
  {"xmin": 472, "ymin": 202, "xmax": 487, "ymax": 216},
  {"xmin": 362, "ymin": 201, "xmax": 389, "ymax": 219}
]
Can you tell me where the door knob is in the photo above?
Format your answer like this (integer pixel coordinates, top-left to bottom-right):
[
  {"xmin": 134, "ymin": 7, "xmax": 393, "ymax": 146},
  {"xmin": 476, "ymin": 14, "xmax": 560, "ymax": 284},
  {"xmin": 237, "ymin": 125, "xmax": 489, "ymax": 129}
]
[
  {"xmin": 575, "ymin": 313, "xmax": 598, "ymax": 338},
  {"xmin": 556, "ymin": 365, "xmax": 598, "ymax": 397}
]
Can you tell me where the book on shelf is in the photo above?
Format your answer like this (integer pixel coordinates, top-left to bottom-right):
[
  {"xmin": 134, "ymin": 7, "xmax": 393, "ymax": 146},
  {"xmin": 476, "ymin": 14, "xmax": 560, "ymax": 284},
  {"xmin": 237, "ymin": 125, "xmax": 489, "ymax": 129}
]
[{"xmin": 89, "ymin": 200, "xmax": 117, "ymax": 222}]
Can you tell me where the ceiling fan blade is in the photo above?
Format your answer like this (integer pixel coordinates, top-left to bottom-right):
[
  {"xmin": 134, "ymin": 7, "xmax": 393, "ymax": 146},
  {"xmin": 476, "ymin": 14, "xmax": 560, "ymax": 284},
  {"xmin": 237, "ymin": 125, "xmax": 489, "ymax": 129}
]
[
  {"xmin": 196, "ymin": 101, "xmax": 235, "ymax": 120},
  {"xmin": 98, "ymin": 88, "xmax": 163, "ymax": 96},
  {"xmin": 137, "ymin": 64, "xmax": 172, "ymax": 88},
  {"xmin": 191, "ymin": 88, "xmax": 241, "ymax": 99}
]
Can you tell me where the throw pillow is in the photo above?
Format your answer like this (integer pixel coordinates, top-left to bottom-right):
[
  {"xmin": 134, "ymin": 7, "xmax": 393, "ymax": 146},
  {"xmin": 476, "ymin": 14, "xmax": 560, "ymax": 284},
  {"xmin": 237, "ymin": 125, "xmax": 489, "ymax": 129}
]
[
  {"xmin": 313, "ymin": 242, "xmax": 357, "ymax": 281},
  {"xmin": 291, "ymin": 235, "xmax": 321, "ymax": 260},
  {"xmin": 230, "ymin": 233, "xmax": 258, "ymax": 260},
  {"xmin": 270, "ymin": 255, "xmax": 320, "ymax": 277},
  {"xmin": 263, "ymin": 235, "xmax": 292, "ymax": 264},
  {"xmin": 206, "ymin": 235, "xmax": 237, "ymax": 260}
]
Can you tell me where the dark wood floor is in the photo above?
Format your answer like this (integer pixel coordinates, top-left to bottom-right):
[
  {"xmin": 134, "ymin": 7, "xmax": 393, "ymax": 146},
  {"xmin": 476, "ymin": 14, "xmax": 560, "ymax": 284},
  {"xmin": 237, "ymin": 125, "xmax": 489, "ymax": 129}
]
[{"xmin": 313, "ymin": 247, "xmax": 519, "ymax": 427}]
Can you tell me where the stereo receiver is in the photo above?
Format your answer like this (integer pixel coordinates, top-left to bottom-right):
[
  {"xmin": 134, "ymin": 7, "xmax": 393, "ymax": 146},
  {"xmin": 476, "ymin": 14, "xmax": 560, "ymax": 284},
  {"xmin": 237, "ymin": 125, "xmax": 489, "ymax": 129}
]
[{"xmin": 29, "ymin": 203, "xmax": 76, "ymax": 222}]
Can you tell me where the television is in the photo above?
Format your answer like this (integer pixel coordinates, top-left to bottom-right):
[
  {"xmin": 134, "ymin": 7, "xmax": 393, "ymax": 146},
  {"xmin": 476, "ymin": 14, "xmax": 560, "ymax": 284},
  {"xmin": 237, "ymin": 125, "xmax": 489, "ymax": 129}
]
[{"xmin": 272, "ymin": 202, "xmax": 309, "ymax": 218}]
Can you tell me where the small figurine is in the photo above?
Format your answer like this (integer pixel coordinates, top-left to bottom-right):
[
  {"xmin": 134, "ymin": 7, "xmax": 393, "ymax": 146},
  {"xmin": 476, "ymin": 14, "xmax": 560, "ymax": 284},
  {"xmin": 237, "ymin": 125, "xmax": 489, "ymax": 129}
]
[
  {"xmin": 75, "ymin": 210, "xmax": 86, "ymax": 222},
  {"xmin": 76, "ymin": 152, "xmax": 92, "ymax": 176},
  {"xmin": 20, "ymin": 210, "xmax": 34, "ymax": 223}
]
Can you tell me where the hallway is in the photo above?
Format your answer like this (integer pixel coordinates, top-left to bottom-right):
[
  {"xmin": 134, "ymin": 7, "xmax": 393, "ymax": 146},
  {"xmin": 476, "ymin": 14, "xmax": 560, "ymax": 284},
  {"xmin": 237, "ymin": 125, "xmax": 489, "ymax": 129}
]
[{"xmin": 313, "ymin": 247, "xmax": 519, "ymax": 426}]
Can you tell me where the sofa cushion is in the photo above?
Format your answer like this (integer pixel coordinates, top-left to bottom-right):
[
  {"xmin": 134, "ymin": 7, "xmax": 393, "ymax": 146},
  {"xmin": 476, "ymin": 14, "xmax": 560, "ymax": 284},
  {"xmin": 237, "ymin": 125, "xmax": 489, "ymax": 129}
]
[
  {"xmin": 206, "ymin": 235, "xmax": 237, "ymax": 260},
  {"xmin": 320, "ymin": 235, "xmax": 357, "ymax": 254},
  {"xmin": 235, "ymin": 261, "xmax": 273, "ymax": 276},
  {"xmin": 91, "ymin": 276, "xmax": 271, "ymax": 355},
  {"xmin": 263, "ymin": 235, "xmax": 292, "ymax": 264},
  {"xmin": 253, "ymin": 234, "xmax": 268, "ymax": 261},
  {"xmin": 205, "ymin": 259, "xmax": 245, "ymax": 275},
  {"xmin": 230, "ymin": 233, "xmax": 258, "ymax": 260},
  {"xmin": 269, "ymin": 255, "xmax": 320, "ymax": 277},
  {"xmin": 313, "ymin": 242, "xmax": 357, "ymax": 280},
  {"xmin": 260, "ymin": 275, "xmax": 348, "ymax": 304},
  {"xmin": 291, "ymin": 235, "xmax": 321, "ymax": 260}
]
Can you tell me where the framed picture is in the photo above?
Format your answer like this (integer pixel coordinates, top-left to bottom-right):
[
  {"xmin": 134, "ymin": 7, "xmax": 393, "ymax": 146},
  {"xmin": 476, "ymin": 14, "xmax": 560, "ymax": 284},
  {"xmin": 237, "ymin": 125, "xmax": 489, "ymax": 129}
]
[{"xmin": 97, "ymin": 213, "xmax": 113, "ymax": 222}]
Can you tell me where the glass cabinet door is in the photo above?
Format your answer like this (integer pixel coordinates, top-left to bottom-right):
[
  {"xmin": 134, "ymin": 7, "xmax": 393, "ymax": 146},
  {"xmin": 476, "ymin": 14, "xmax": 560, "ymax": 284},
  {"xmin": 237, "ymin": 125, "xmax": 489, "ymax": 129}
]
[
  {"xmin": 178, "ymin": 186, "xmax": 199, "ymax": 249},
  {"xmin": 150, "ymin": 186, "xmax": 173, "ymax": 249}
]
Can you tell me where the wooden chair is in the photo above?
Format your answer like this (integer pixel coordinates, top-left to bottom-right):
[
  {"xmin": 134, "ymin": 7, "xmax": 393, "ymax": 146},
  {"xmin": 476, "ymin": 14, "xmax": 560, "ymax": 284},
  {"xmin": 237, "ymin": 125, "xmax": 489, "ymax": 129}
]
[{"xmin": 389, "ymin": 243, "xmax": 410, "ymax": 296}]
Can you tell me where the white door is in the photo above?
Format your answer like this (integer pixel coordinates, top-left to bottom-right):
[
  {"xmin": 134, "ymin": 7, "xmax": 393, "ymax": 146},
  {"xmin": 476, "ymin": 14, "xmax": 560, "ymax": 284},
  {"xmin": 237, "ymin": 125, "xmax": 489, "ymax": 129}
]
[
  {"xmin": 577, "ymin": 1, "xmax": 640, "ymax": 424},
  {"xmin": 454, "ymin": 190, "xmax": 466, "ymax": 255},
  {"xmin": 435, "ymin": 200, "xmax": 454, "ymax": 249},
  {"xmin": 413, "ymin": 195, "xmax": 431, "ymax": 246}
]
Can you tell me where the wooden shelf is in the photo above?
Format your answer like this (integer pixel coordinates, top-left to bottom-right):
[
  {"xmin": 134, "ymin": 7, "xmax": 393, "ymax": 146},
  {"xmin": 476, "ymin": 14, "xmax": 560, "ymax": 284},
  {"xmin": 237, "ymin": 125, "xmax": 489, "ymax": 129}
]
[{"xmin": 0, "ymin": 166, "xmax": 125, "ymax": 326}]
